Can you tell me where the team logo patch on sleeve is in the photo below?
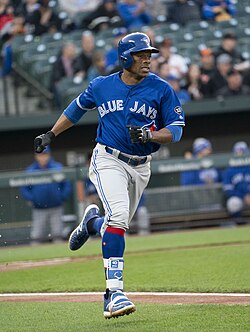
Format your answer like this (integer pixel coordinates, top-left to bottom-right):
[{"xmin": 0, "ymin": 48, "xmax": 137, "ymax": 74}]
[{"xmin": 174, "ymin": 106, "xmax": 182, "ymax": 115}]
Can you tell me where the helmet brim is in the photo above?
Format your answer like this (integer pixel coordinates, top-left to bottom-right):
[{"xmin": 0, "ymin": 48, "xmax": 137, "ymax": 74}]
[{"xmin": 130, "ymin": 46, "xmax": 159, "ymax": 54}]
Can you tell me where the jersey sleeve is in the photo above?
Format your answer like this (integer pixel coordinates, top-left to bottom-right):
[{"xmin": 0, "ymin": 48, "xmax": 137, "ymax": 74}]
[
  {"xmin": 63, "ymin": 80, "xmax": 97, "ymax": 124},
  {"xmin": 161, "ymin": 85, "xmax": 185, "ymax": 127}
]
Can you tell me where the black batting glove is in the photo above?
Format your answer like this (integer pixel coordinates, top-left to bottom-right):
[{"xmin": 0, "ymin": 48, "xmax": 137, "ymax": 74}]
[
  {"xmin": 127, "ymin": 125, "xmax": 152, "ymax": 144},
  {"xmin": 34, "ymin": 131, "xmax": 55, "ymax": 153}
]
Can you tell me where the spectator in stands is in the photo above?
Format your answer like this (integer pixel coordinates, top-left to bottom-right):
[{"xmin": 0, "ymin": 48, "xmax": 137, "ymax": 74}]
[
  {"xmin": 157, "ymin": 60, "xmax": 169, "ymax": 80},
  {"xmin": 199, "ymin": 48, "xmax": 215, "ymax": 79},
  {"xmin": 185, "ymin": 64, "xmax": 203, "ymax": 100},
  {"xmin": 50, "ymin": 42, "xmax": 77, "ymax": 109},
  {"xmin": 202, "ymin": 53, "xmax": 233, "ymax": 97},
  {"xmin": 199, "ymin": 48, "xmax": 216, "ymax": 97},
  {"xmin": 183, "ymin": 147, "xmax": 193, "ymax": 160},
  {"xmin": 87, "ymin": 51, "xmax": 108, "ymax": 82},
  {"xmin": 58, "ymin": 0, "xmax": 100, "ymax": 17},
  {"xmin": 0, "ymin": 13, "xmax": 25, "ymax": 76},
  {"xmin": 180, "ymin": 138, "xmax": 221, "ymax": 185},
  {"xmin": 157, "ymin": 37, "xmax": 188, "ymax": 79},
  {"xmin": 215, "ymin": 32, "xmax": 244, "ymax": 66},
  {"xmin": 0, "ymin": 23, "xmax": 13, "ymax": 76},
  {"xmin": 0, "ymin": 0, "xmax": 14, "ymax": 31},
  {"xmin": 20, "ymin": 146, "xmax": 72, "ymax": 244},
  {"xmin": 73, "ymin": 30, "xmax": 95, "ymax": 82},
  {"xmin": 80, "ymin": 0, "xmax": 123, "ymax": 33},
  {"xmin": 166, "ymin": 0, "xmax": 201, "ymax": 26},
  {"xmin": 20, "ymin": 0, "xmax": 62, "ymax": 35},
  {"xmin": 117, "ymin": 0, "xmax": 152, "ymax": 30},
  {"xmin": 216, "ymin": 68, "xmax": 250, "ymax": 97},
  {"xmin": 105, "ymin": 26, "xmax": 127, "ymax": 73},
  {"xmin": 166, "ymin": 74, "xmax": 190, "ymax": 105},
  {"xmin": 222, "ymin": 141, "xmax": 250, "ymax": 224},
  {"xmin": 179, "ymin": 147, "xmax": 194, "ymax": 186},
  {"xmin": 202, "ymin": 0, "xmax": 237, "ymax": 22}
]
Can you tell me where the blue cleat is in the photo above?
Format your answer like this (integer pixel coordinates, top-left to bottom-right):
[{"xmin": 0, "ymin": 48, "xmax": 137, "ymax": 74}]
[
  {"xmin": 104, "ymin": 290, "xmax": 136, "ymax": 319},
  {"xmin": 69, "ymin": 204, "xmax": 100, "ymax": 251}
]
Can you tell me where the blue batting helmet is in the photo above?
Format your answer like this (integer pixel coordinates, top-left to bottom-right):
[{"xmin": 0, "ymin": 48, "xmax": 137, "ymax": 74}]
[{"xmin": 118, "ymin": 32, "xmax": 159, "ymax": 69}]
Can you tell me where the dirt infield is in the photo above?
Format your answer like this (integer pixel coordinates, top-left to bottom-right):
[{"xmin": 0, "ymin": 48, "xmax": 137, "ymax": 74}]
[{"xmin": 1, "ymin": 292, "xmax": 250, "ymax": 305}]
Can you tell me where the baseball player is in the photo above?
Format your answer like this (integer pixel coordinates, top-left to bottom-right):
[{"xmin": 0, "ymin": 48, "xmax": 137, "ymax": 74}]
[{"xmin": 34, "ymin": 32, "xmax": 185, "ymax": 318}]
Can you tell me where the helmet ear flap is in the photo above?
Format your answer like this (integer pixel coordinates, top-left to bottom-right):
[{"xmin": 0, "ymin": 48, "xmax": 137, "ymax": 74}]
[
  {"xmin": 120, "ymin": 55, "xmax": 127, "ymax": 63},
  {"xmin": 120, "ymin": 53, "xmax": 132, "ymax": 69}
]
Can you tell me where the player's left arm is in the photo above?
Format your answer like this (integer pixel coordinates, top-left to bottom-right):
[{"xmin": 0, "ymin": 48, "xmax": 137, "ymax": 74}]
[{"xmin": 150, "ymin": 126, "xmax": 182, "ymax": 144}]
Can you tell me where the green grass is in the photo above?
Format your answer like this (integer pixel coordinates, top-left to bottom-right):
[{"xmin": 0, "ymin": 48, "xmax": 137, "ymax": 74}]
[
  {"xmin": 1, "ymin": 226, "xmax": 250, "ymax": 263},
  {"xmin": 1, "ymin": 227, "xmax": 250, "ymax": 332},
  {"xmin": 1, "ymin": 243, "xmax": 249, "ymax": 293},
  {"xmin": 1, "ymin": 303, "xmax": 250, "ymax": 332}
]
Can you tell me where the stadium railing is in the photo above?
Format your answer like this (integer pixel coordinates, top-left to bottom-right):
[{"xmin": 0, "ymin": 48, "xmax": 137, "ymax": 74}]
[{"xmin": 1, "ymin": 152, "xmax": 250, "ymax": 246}]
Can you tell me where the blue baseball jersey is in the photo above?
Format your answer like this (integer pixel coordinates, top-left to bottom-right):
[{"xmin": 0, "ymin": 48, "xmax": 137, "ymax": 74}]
[
  {"xmin": 223, "ymin": 166, "xmax": 250, "ymax": 199},
  {"xmin": 64, "ymin": 71, "xmax": 185, "ymax": 156},
  {"xmin": 181, "ymin": 168, "xmax": 221, "ymax": 185}
]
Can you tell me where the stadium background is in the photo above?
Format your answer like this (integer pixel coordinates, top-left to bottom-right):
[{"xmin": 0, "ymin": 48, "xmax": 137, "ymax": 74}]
[{"xmin": 0, "ymin": 0, "xmax": 250, "ymax": 245}]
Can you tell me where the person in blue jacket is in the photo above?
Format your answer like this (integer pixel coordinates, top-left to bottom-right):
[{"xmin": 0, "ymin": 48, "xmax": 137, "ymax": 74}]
[
  {"xmin": 180, "ymin": 137, "xmax": 220, "ymax": 185},
  {"xmin": 222, "ymin": 141, "xmax": 250, "ymax": 223},
  {"xmin": 202, "ymin": 0, "xmax": 237, "ymax": 22},
  {"xmin": 20, "ymin": 146, "xmax": 72, "ymax": 244},
  {"xmin": 117, "ymin": 0, "xmax": 152, "ymax": 30}
]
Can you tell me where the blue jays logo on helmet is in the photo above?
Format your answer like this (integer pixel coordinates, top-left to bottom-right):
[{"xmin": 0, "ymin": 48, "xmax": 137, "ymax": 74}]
[{"xmin": 118, "ymin": 32, "xmax": 159, "ymax": 69}]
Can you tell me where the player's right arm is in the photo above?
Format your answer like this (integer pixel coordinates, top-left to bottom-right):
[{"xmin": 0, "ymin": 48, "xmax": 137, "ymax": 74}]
[{"xmin": 34, "ymin": 79, "xmax": 97, "ymax": 153}]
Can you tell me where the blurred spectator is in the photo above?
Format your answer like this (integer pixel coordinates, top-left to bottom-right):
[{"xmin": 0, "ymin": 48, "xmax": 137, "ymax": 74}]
[
  {"xmin": 105, "ymin": 26, "xmax": 127, "ymax": 73},
  {"xmin": 180, "ymin": 138, "xmax": 221, "ymax": 185},
  {"xmin": 20, "ymin": 146, "xmax": 72, "ymax": 244},
  {"xmin": 0, "ymin": 0, "xmax": 14, "ymax": 31},
  {"xmin": 199, "ymin": 48, "xmax": 215, "ymax": 78},
  {"xmin": 222, "ymin": 141, "xmax": 250, "ymax": 224},
  {"xmin": 203, "ymin": 53, "xmax": 233, "ymax": 97},
  {"xmin": 167, "ymin": 0, "xmax": 201, "ymax": 26},
  {"xmin": 0, "ymin": 15, "xmax": 25, "ymax": 76},
  {"xmin": 179, "ymin": 147, "xmax": 194, "ymax": 186},
  {"xmin": 183, "ymin": 148, "xmax": 193, "ymax": 160},
  {"xmin": 73, "ymin": 30, "xmax": 95, "ymax": 81},
  {"xmin": 50, "ymin": 42, "xmax": 78, "ymax": 108},
  {"xmin": 185, "ymin": 64, "xmax": 203, "ymax": 100},
  {"xmin": 166, "ymin": 74, "xmax": 190, "ymax": 105},
  {"xmin": 157, "ymin": 37, "xmax": 188, "ymax": 79},
  {"xmin": 87, "ymin": 51, "xmax": 108, "ymax": 82},
  {"xmin": 202, "ymin": 0, "xmax": 237, "ymax": 22},
  {"xmin": 215, "ymin": 32, "xmax": 244, "ymax": 66},
  {"xmin": 216, "ymin": 68, "xmax": 250, "ymax": 97},
  {"xmin": 199, "ymin": 48, "xmax": 216, "ymax": 96},
  {"xmin": 58, "ymin": 0, "xmax": 101, "ymax": 17},
  {"xmin": 157, "ymin": 60, "xmax": 169, "ymax": 80},
  {"xmin": 80, "ymin": 0, "xmax": 123, "ymax": 33},
  {"xmin": 117, "ymin": 0, "xmax": 152, "ymax": 30},
  {"xmin": 19, "ymin": 0, "xmax": 62, "ymax": 35}
]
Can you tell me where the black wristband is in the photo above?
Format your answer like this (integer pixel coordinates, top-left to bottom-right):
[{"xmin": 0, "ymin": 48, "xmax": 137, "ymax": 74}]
[{"xmin": 46, "ymin": 131, "xmax": 55, "ymax": 140}]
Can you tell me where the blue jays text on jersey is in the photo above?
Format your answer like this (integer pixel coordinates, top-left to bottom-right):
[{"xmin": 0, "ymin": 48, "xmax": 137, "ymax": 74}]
[{"xmin": 64, "ymin": 72, "xmax": 185, "ymax": 156}]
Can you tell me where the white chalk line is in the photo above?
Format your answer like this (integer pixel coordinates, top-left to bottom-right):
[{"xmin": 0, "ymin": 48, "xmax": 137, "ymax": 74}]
[{"xmin": 1, "ymin": 292, "xmax": 250, "ymax": 297}]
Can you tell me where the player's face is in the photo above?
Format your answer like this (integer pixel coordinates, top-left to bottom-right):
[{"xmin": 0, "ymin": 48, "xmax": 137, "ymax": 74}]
[{"xmin": 130, "ymin": 50, "xmax": 152, "ymax": 78}]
